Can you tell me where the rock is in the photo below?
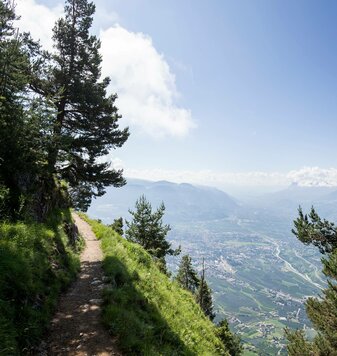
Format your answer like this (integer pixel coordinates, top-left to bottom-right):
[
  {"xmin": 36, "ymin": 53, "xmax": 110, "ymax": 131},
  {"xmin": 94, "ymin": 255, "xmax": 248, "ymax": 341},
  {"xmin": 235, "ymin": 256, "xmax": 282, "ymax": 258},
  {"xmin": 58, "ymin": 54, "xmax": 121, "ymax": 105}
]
[
  {"xmin": 102, "ymin": 276, "xmax": 110, "ymax": 283},
  {"xmin": 90, "ymin": 280, "xmax": 102, "ymax": 286},
  {"xmin": 89, "ymin": 298, "xmax": 103, "ymax": 305}
]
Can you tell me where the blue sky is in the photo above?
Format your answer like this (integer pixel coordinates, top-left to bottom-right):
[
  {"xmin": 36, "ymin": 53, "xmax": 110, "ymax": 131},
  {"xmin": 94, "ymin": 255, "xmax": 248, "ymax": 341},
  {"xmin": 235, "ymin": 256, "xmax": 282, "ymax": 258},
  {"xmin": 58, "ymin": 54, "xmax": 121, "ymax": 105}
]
[{"xmin": 17, "ymin": 0, "xmax": 337, "ymax": 189}]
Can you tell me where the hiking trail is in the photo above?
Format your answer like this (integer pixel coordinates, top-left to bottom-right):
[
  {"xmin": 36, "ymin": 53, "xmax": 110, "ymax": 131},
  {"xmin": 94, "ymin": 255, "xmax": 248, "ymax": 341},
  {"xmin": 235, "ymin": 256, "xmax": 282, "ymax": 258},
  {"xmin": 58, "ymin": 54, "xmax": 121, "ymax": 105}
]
[{"xmin": 40, "ymin": 213, "xmax": 121, "ymax": 356}]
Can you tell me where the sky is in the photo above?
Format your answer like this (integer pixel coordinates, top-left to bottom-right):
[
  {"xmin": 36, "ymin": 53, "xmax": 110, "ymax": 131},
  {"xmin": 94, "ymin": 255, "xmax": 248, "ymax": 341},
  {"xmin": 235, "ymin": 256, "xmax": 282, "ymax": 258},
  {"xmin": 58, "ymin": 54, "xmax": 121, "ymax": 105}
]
[{"xmin": 15, "ymin": 0, "xmax": 337, "ymax": 191}]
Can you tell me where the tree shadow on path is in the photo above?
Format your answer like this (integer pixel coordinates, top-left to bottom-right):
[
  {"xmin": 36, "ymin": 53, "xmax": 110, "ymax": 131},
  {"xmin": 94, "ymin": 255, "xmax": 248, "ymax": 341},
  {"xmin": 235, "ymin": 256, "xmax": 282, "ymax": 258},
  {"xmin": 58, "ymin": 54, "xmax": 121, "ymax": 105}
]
[{"xmin": 44, "ymin": 260, "xmax": 121, "ymax": 356}]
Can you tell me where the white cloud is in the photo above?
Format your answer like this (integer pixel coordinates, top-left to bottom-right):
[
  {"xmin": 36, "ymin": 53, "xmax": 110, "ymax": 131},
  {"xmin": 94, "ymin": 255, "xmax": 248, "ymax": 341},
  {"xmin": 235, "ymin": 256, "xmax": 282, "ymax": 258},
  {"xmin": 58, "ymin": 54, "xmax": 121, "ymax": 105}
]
[
  {"xmin": 96, "ymin": 154, "xmax": 124, "ymax": 171},
  {"xmin": 93, "ymin": 7, "xmax": 119, "ymax": 30},
  {"xmin": 100, "ymin": 26, "xmax": 195, "ymax": 137},
  {"xmin": 15, "ymin": 0, "xmax": 194, "ymax": 137},
  {"xmin": 287, "ymin": 167, "xmax": 337, "ymax": 187},
  {"xmin": 15, "ymin": 0, "xmax": 62, "ymax": 51},
  {"xmin": 123, "ymin": 167, "xmax": 337, "ymax": 188}
]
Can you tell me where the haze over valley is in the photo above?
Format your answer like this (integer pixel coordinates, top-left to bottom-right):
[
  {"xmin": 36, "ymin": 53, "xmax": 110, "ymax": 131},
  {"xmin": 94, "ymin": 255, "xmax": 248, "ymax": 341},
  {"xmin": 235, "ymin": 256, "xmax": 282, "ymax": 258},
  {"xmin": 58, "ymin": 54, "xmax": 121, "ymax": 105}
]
[
  {"xmin": 89, "ymin": 179, "xmax": 333, "ymax": 354},
  {"xmin": 3, "ymin": 1, "xmax": 337, "ymax": 354}
]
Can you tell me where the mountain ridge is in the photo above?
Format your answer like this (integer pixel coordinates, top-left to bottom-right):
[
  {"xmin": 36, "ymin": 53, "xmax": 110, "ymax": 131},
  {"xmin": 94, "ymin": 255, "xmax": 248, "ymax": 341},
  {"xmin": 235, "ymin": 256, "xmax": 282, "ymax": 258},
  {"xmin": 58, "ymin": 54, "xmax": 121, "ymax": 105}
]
[{"xmin": 89, "ymin": 178, "xmax": 239, "ymax": 223}]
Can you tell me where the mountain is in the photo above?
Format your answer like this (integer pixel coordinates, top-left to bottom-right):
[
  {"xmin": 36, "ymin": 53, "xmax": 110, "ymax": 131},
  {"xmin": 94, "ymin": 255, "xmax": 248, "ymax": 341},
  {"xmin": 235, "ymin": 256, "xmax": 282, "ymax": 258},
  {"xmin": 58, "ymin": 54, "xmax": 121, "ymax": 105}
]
[
  {"xmin": 88, "ymin": 178, "xmax": 239, "ymax": 224},
  {"xmin": 246, "ymin": 183, "xmax": 337, "ymax": 220}
]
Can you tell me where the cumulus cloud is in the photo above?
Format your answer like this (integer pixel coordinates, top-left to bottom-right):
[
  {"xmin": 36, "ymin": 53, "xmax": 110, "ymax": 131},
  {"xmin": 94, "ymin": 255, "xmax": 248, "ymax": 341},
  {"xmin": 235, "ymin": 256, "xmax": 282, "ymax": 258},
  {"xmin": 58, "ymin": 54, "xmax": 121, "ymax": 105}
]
[
  {"xmin": 96, "ymin": 154, "xmax": 124, "ymax": 171},
  {"xmin": 123, "ymin": 167, "xmax": 337, "ymax": 188},
  {"xmin": 100, "ymin": 26, "xmax": 195, "ymax": 137},
  {"xmin": 15, "ymin": 0, "xmax": 62, "ymax": 51},
  {"xmin": 15, "ymin": 0, "xmax": 195, "ymax": 137},
  {"xmin": 287, "ymin": 167, "xmax": 337, "ymax": 187}
]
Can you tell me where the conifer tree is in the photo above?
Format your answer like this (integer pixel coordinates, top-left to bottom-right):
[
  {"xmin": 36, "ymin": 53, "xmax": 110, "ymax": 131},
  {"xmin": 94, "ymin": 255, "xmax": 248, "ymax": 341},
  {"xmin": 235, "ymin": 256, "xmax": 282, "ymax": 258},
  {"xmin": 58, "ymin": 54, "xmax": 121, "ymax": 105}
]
[
  {"xmin": 216, "ymin": 319, "xmax": 243, "ymax": 355},
  {"xmin": 0, "ymin": 1, "xmax": 46, "ymax": 219},
  {"xmin": 286, "ymin": 207, "xmax": 337, "ymax": 355},
  {"xmin": 196, "ymin": 258, "xmax": 215, "ymax": 321},
  {"xmin": 30, "ymin": 0, "xmax": 129, "ymax": 210},
  {"xmin": 176, "ymin": 254, "xmax": 200, "ymax": 293},
  {"xmin": 110, "ymin": 217, "xmax": 123, "ymax": 236},
  {"xmin": 125, "ymin": 195, "xmax": 180, "ymax": 268}
]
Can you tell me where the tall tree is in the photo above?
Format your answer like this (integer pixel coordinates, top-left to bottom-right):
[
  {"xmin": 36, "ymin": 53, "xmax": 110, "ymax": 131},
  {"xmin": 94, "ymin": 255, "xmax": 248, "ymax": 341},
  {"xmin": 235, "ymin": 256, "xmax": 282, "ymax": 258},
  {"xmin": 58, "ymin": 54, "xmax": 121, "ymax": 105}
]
[
  {"xmin": 176, "ymin": 254, "xmax": 200, "ymax": 293},
  {"xmin": 196, "ymin": 258, "xmax": 215, "ymax": 321},
  {"xmin": 286, "ymin": 207, "xmax": 337, "ymax": 355},
  {"xmin": 0, "ymin": 1, "xmax": 46, "ymax": 219},
  {"xmin": 109, "ymin": 217, "xmax": 123, "ymax": 236},
  {"xmin": 31, "ymin": 0, "xmax": 129, "ymax": 210},
  {"xmin": 216, "ymin": 319, "xmax": 243, "ymax": 355},
  {"xmin": 125, "ymin": 195, "xmax": 180, "ymax": 270}
]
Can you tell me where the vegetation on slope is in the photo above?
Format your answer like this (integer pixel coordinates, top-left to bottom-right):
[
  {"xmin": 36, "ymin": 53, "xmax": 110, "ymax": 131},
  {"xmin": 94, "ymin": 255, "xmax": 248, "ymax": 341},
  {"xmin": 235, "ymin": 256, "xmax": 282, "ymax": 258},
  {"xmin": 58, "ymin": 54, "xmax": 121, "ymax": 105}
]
[
  {"xmin": 0, "ymin": 0, "xmax": 128, "ymax": 221},
  {"xmin": 0, "ymin": 210, "xmax": 82, "ymax": 355},
  {"xmin": 286, "ymin": 207, "xmax": 337, "ymax": 355},
  {"xmin": 82, "ymin": 215, "xmax": 229, "ymax": 355}
]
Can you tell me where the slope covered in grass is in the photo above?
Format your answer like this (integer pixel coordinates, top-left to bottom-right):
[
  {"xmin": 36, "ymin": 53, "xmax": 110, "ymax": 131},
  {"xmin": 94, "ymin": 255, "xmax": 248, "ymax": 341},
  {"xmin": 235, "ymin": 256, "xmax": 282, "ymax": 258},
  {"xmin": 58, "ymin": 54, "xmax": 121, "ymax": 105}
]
[
  {"xmin": 0, "ymin": 210, "xmax": 82, "ymax": 355},
  {"xmin": 82, "ymin": 215, "xmax": 229, "ymax": 355}
]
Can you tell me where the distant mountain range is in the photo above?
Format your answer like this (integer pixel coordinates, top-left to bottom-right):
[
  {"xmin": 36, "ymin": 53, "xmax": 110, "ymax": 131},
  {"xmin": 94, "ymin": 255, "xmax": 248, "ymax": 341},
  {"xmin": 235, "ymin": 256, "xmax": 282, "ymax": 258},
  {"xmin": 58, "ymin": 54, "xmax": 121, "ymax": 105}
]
[
  {"xmin": 87, "ymin": 179, "xmax": 337, "ymax": 355},
  {"xmin": 88, "ymin": 179, "xmax": 337, "ymax": 225},
  {"xmin": 246, "ymin": 183, "xmax": 337, "ymax": 220},
  {"xmin": 88, "ymin": 178, "xmax": 239, "ymax": 224}
]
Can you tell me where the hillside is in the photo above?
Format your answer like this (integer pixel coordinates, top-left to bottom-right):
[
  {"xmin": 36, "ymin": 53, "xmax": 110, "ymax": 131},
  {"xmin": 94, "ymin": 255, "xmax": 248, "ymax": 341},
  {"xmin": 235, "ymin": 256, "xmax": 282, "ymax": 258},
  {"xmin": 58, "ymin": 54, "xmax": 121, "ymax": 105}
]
[
  {"xmin": 0, "ymin": 210, "xmax": 82, "ymax": 355},
  {"xmin": 81, "ymin": 214, "xmax": 230, "ymax": 355},
  {"xmin": 88, "ymin": 178, "xmax": 238, "ymax": 224}
]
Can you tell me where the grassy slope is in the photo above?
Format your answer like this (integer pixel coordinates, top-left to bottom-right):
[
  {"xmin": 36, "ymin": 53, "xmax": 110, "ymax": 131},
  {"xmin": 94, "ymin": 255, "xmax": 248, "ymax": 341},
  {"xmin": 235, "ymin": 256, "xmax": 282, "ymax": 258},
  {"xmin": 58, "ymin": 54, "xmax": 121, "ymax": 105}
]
[
  {"xmin": 0, "ymin": 210, "xmax": 82, "ymax": 355},
  {"xmin": 82, "ymin": 215, "xmax": 229, "ymax": 356}
]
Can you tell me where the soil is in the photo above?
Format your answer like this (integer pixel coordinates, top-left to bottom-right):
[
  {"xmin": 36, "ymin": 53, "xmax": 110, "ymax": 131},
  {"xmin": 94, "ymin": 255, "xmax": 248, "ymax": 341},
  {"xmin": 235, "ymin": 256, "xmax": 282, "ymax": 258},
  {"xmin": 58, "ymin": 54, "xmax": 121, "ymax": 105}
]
[{"xmin": 41, "ymin": 213, "xmax": 121, "ymax": 356}]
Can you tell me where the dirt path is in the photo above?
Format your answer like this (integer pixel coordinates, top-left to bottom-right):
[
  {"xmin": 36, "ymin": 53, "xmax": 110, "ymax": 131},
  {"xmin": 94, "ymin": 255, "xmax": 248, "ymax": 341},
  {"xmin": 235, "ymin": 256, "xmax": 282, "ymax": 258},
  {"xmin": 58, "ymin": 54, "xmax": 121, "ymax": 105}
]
[{"xmin": 43, "ymin": 213, "xmax": 121, "ymax": 356}]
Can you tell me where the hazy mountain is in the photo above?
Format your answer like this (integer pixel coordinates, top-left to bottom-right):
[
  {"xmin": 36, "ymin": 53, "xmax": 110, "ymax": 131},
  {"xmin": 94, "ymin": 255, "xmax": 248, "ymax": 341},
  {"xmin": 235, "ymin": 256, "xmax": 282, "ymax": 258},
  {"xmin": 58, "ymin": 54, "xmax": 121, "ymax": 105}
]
[
  {"xmin": 246, "ymin": 183, "xmax": 337, "ymax": 220},
  {"xmin": 88, "ymin": 178, "xmax": 239, "ymax": 224}
]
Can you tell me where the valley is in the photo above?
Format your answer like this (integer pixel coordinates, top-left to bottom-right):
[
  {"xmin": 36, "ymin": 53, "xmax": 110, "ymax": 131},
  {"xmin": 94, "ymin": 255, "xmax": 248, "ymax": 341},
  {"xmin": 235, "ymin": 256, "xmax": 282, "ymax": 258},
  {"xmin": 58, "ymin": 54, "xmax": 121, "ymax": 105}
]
[
  {"xmin": 168, "ymin": 216, "xmax": 324, "ymax": 355},
  {"xmin": 88, "ymin": 178, "xmax": 331, "ymax": 355}
]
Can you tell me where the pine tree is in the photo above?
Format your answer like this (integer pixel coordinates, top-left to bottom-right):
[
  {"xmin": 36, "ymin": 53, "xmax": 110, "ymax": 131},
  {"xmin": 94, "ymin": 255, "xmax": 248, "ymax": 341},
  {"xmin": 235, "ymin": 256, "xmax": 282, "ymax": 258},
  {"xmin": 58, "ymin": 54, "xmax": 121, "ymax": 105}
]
[
  {"xmin": 196, "ymin": 258, "xmax": 215, "ymax": 321},
  {"xmin": 0, "ymin": 1, "xmax": 46, "ymax": 219},
  {"xmin": 176, "ymin": 254, "xmax": 200, "ymax": 293},
  {"xmin": 110, "ymin": 217, "xmax": 123, "ymax": 236},
  {"xmin": 285, "ymin": 329, "xmax": 322, "ymax": 355},
  {"xmin": 216, "ymin": 319, "xmax": 243, "ymax": 355},
  {"xmin": 30, "ymin": 0, "xmax": 129, "ymax": 211},
  {"xmin": 125, "ymin": 195, "xmax": 180, "ymax": 268},
  {"xmin": 286, "ymin": 207, "xmax": 337, "ymax": 355}
]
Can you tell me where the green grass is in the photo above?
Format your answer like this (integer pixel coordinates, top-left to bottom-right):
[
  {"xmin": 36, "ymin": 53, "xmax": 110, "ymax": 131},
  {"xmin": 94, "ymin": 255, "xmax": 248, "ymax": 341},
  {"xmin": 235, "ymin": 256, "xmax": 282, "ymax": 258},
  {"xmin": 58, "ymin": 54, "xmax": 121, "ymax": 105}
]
[
  {"xmin": 0, "ymin": 210, "xmax": 82, "ymax": 355},
  {"xmin": 81, "ymin": 214, "xmax": 229, "ymax": 355}
]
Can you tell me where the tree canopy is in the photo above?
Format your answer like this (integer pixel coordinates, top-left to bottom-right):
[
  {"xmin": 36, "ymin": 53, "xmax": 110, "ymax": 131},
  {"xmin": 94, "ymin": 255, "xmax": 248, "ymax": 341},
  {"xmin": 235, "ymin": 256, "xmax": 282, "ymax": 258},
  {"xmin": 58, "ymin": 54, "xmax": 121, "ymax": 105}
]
[
  {"xmin": 196, "ymin": 259, "xmax": 215, "ymax": 321},
  {"xmin": 176, "ymin": 254, "xmax": 200, "ymax": 294},
  {"xmin": 109, "ymin": 217, "xmax": 123, "ymax": 236},
  {"xmin": 125, "ymin": 195, "xmax": 180, "ymax": 270},
  {"xmin": 34, "ymin": 0, "xmax": 129, "ymax": 211},
  {"xmin": 286, "ymin": 207, "xmax": 337, "ymax": 355},
  {"xmin": 0, "ymin": 0, "xmax": 129, "ymax": 219},
  {"xmin": 0, "ymin": 0, "xmax": 47, "ymax": 219},
  {"xmin": 216, "ymin": 319, "xmax": 243, "ymax": 356}
]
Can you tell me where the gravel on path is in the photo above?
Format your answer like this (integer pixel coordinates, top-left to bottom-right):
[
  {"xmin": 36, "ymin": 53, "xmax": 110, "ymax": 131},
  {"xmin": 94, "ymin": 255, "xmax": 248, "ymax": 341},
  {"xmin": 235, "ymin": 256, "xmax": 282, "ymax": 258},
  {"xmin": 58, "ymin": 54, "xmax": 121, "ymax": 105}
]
[{"xmin": 42, "ymin": 213, "xmax": 121, "ymax": 356}]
